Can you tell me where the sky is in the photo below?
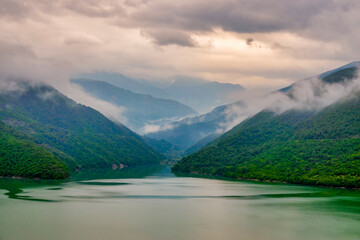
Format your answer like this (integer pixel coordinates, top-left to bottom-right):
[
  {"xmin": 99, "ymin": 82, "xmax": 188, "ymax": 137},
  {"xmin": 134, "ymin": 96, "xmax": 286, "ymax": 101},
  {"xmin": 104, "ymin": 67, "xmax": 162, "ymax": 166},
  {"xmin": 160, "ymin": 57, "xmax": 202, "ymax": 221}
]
[{"xmin": 0, "ymin": 0, "xmax": 360, "ymax": 91}]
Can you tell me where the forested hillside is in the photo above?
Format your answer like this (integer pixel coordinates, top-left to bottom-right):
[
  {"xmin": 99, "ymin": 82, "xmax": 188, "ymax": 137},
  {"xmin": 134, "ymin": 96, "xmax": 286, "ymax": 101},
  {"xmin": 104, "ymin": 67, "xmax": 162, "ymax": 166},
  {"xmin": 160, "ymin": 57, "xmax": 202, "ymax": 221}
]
[
  {"xmin": 0, "ymin": 82, "xmax": 164, "ymax": 178},
  {"xmin": 173, "ymin": 66, "xmax": 360, "ymax": 188},
  {"xmin": 0, "ymin": 122, "xmax": 69, "ymax": 179}
]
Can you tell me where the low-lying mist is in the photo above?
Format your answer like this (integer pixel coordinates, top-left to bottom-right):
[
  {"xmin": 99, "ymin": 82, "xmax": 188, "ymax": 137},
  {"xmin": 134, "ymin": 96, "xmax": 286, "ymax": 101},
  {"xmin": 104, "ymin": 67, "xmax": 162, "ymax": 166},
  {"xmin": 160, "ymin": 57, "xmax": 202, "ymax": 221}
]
[
  {"xmin": 221, "ymin": 74, "xmax": 360, "ymax": 133},
  {"xmin": 145, "ymin": 71, "xmax": 360, "ymax": 141}
]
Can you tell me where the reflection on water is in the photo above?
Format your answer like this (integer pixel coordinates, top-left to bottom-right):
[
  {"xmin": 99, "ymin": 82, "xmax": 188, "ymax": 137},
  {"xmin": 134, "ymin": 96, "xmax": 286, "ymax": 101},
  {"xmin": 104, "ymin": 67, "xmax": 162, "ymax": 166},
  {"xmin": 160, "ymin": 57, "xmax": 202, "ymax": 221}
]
[
  {"xmin": 0, "ymin": 165, "xmax": 163, "ymax": 201},
  {"xmin": 0, "ymin": 165, "xmax": 360, "ymax": 240},
  {"xmin": 71, "ymin": 164, "xmax": 164, "ymax": 181},
  {"xmin": 0, "ymin": 178, "xmax": 65, "ymax": 202}
]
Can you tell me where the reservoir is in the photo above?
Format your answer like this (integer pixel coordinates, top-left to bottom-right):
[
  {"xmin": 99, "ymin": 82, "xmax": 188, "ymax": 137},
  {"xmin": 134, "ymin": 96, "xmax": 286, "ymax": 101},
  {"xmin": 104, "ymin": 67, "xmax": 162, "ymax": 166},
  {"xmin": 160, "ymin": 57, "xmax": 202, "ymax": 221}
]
[{"xmin": 0, "ymin": 166, "xmax": 359, "ymax": 240}]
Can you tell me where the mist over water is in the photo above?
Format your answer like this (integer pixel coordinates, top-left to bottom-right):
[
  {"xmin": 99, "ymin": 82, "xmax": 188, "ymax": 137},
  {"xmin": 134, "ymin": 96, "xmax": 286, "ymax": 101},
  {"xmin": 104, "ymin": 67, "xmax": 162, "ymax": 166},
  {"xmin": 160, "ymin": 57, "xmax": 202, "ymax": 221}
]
[{"xmin": 0, "ymin": 167, "xmax": 359, "ymax": 240}]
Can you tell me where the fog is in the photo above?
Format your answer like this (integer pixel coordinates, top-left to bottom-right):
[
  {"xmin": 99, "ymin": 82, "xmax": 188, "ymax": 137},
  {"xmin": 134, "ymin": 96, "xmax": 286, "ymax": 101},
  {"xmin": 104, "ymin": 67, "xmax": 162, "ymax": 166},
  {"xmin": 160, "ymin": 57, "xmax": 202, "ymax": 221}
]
[
  {"xmin": 220, "ymin": 74, "xmax": 360, "ymax": 133},
  {"xmin": 1, "ymin": 0, "xmax": 360, "ymax": 135}
]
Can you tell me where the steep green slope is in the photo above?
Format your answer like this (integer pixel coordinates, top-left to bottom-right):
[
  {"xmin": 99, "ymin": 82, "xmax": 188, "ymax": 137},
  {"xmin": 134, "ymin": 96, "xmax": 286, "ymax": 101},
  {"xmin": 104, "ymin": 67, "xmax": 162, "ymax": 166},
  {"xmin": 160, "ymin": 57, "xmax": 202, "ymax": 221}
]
[
  {"xmin": 184, "ymin": 133, "xmax": 220, "ymax": 155},
  {"xmin": 173, "ymin": 93, "xmax": 360, "ymax": 187},
  {"xmin": 0, "ymin": 122, "xmax": 69, "ymax": 179},
  {"xmin": 142, "ymin": 136, "xmax": 183, "ymax": 160},
  {"xmin": 173, "ymin": 62, "xmax": 360, "ymax": 187},
  {"xmin": 0, "ymin": 82, "xmax": 164, "ymax": 177},
  {"xmin": 148, "ymin": 62, "xmax": 360, "ymax": 154}
]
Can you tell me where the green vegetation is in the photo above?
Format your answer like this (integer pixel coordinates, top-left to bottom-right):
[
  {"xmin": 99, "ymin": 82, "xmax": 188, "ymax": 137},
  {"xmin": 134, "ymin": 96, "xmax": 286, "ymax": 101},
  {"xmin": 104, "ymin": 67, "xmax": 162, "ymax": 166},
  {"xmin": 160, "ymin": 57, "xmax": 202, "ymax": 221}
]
[
  {"xmin": 142, "ymin": 136, "xmax": 183, "ymax": 161},
  {"xmin": 0, "ymin": 82, "xmax": 164, "ymax": 179},
  {"xmin": 0, "ymin": 122, "xmax": 69, "ymax": 179},
  {"xmin": 173, "ymin": 94, "xmax": 360, "ymax": 188},
  {"xmin": 322, "ymin": 67, "xmax": 358, "ymax": 84}
]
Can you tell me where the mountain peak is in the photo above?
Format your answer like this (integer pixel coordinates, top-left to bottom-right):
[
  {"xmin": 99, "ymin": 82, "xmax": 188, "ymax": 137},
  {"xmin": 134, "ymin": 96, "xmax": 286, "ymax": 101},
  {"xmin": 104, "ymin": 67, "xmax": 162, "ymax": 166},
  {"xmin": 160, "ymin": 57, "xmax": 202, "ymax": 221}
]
[{"xmin": 319, "ymin": 61, "xmax": 360, "ymax": 78}]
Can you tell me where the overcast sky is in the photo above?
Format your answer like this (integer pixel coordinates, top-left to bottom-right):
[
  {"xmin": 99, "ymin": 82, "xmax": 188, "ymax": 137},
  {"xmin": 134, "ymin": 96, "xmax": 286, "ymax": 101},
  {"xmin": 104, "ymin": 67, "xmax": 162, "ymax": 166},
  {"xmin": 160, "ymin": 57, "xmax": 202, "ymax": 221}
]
[{"xmin": 0, "ymin": 0, "xmax": 359, "ymax": 90}]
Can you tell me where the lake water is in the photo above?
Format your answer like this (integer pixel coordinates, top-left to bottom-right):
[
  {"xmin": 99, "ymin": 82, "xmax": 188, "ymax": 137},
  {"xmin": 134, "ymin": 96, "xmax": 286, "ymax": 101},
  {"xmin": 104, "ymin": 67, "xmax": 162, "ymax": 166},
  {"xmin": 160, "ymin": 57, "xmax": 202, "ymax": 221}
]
[{"xmin": 0, "ymin": 166, "xmax": 360, "ymax": 240}]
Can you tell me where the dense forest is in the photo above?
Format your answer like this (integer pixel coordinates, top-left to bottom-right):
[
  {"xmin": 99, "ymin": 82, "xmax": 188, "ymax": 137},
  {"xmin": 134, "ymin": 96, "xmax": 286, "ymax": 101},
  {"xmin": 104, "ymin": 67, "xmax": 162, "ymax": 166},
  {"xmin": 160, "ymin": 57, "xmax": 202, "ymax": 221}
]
[
  {"xmin": 0, "ymin": 122, "xmax": 69, "ymax": 179},
  {"xmin": 173, "ymin": 69, "xmax": 360, "ymax": 188},
  {"xmin": 0, "ymin": 82, "xmax": 164, "ymax": 179}
]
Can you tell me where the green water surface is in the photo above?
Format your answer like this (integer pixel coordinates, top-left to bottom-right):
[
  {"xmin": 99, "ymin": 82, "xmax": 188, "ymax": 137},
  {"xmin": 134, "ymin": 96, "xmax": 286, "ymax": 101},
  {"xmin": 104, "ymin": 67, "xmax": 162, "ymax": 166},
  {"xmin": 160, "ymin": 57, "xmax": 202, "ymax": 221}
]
[{"xmin": 0, "ymin": 166, "xmax": 359, "ymax": 240}]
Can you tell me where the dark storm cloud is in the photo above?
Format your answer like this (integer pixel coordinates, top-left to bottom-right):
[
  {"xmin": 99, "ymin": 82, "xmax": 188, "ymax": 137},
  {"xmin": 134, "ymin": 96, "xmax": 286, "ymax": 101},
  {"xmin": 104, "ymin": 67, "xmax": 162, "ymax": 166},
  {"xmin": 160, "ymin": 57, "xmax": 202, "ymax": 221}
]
[
  {"xmin": 126, "ymin": 0, "xmax": 327, "ymax": 32},
  {"xmin": 0, "ymin": 0, "xmax": 352, "ymax": 32},
  {"xmin": 141, "ymin": 29, "xmax": 197, "ymax": 47},
  {"xmin": 0, "ymin": 0, "xmax": 356, "ymax": 48},
  {"xmin": 246, "ymin": 38, "xmax": 254, "ymax": 46},
  {"xmin": 112, "ymin": 0, "xmax": 345, "ymax": 46},
  {"xmin": 0, "ymin": 0, "xmax": 359, "ymax": 90}
]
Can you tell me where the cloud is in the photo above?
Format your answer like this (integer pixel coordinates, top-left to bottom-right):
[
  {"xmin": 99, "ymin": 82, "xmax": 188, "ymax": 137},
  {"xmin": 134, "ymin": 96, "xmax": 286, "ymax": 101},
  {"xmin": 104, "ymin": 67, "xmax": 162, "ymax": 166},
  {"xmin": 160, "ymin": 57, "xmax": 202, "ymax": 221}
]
[
  {"xmin": 0, "ymin": 41, "xmax": 73, "ymax": 88},
  {"xmin": 219, "ymin": 74, "xmax": 360, "ymax": 133},
  {"xmin": 269, "ymin": 76, "xmax": 360, "ymax": 113},
  {"xmin": 66, "ymin": 83, "xmax": 129, "ymax": 125},
  {"xmin": 63, "ymin": 33, "xmax": 102, "ymax": 46},
  {"xmin": 0, "ymin": 79, "xmax": 27, "ymax": 93},
  {"xmin": 246, "ymin": 38, "xmax": 254, "ymax": 46},
  {"xmin": 145, "ymin": 73, "xmax": 360, "ymax": 137},
  {"xmin": 141, "ymin": 29, "xmax": 197, "ymax": 47},
  {"xmin": 141, "ymin": 122, "xmax": 174, "ymax": 134},
  {"xmin": 0, "ymin": 0, "xmax": 32, "ymax": 20},
  {"xmin": 0, "ymin": 39, "xmax": 130, "ymax": 126},
  {"xmin": 0, "ymin": 41, "xmax": 36, "ymax": 59},
  {"xmin": 63, "ymin": 0, "xmax": 125, "ymax": 18},
  {"xmin": 0, "ymin": 0, "xmax": 359, "ymax": 94}
]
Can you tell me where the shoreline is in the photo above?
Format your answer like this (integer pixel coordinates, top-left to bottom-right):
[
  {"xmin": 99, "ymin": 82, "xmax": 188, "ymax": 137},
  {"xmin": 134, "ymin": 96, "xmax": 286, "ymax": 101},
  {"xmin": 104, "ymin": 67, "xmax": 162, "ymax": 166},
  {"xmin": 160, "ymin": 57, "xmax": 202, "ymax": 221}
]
[{"xmin": 172, "ymin": 171, "xmax": 360, "ymax": 191}]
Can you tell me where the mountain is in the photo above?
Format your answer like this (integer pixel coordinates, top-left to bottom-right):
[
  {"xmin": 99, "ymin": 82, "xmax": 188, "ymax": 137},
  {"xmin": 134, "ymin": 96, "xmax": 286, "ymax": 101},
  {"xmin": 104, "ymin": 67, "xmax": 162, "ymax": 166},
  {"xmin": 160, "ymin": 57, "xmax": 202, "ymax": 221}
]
[
  {"xmin": 75, "ymin": 72, "xmax": 244, "ymax": 113},
  {"xmin": 71, "ymin": 79, "xmax": 197, "ymax": 132},
  {"xmin": 161, "ymin": 76, "xmax": 244, "ymax": 113},
  {"xmin": 150, "ymin": 62, "xmax": 360, "ymax": 157},
  {"xmin": 77, "ymin": 72, "xmax": 169, "ymax": 98},
  {"xmin": 145, "ymin": 102, "xmax": 244, "ymax": 152},
  {"xmin": 320, "ymin": 61, "xmax": 360, "ymax": 79},
  {"xmin": 142, "ymin": 136, "xmax": 183, "ymax": 161},
  {"xmin": 183, "ymin": 133, "xmax": 220, "ymax": 155},
  {"xmin": 0, "ymin": 81, "xmax": 164, "ymax": 179},
  {"xmin": 278, "ymin": 61, "xmax": 360, "ymax": 93},
  {"xmin": 172, "ymin": 63, "xmax": 360, "ymax": 188},
  {"xmin": 0, "ymin": 121, "xmax": 70, "ymax": 179}
]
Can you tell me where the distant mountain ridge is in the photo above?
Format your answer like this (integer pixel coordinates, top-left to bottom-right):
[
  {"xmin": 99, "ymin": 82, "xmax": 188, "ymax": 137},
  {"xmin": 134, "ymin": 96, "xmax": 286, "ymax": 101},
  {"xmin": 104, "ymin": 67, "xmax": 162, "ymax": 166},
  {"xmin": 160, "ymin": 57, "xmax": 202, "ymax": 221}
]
[
  {"xmin": 149, "ymin": 61, "xmax": 360, "ymax": 157},
  {"xmin": 76, "ymin": 72, "xmax": 244, "ymax": 113},
  {"xmin": 145, "ymin": 101, "xmax": 244, "ymax": 153},
  {"xmin": 71, "ymin": 79, "xmax": 197, "ymax": 132},
  {"xmin": 161, "ymin": 76, "xmax": 244, "ymax": 113},
  {"xmin": 77, "ymin": 72, "xmax": 169, "ymax": 98}
]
